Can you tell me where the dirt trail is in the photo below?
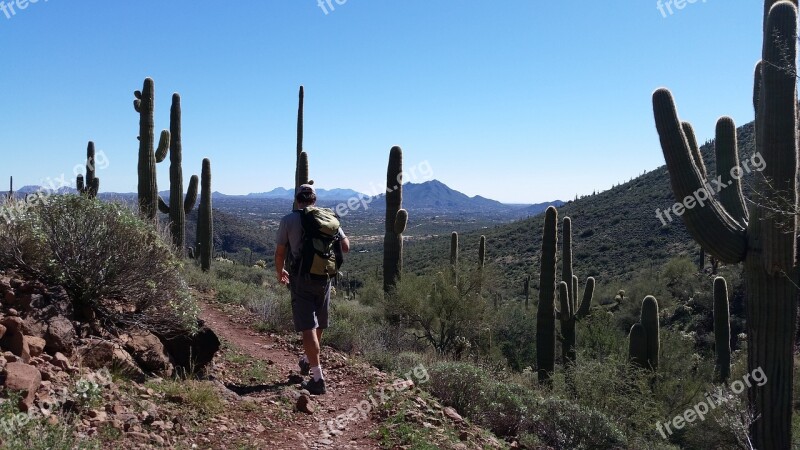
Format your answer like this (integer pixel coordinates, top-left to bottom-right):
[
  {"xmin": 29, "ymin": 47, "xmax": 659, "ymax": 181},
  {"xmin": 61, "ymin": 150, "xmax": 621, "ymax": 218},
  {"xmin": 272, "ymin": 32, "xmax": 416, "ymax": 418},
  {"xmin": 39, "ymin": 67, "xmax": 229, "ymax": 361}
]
[{"xmin": 200, "ymin": 302, "xmax": 385, "ymax": 450}]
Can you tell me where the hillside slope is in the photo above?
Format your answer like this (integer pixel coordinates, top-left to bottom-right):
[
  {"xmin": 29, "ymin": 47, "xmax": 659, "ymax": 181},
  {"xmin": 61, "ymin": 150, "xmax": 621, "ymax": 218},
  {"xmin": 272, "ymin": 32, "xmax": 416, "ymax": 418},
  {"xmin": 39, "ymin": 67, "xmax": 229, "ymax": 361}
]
[{"xmin": 396, "ymin": 121, "xmax": 756, "ymax": 293}]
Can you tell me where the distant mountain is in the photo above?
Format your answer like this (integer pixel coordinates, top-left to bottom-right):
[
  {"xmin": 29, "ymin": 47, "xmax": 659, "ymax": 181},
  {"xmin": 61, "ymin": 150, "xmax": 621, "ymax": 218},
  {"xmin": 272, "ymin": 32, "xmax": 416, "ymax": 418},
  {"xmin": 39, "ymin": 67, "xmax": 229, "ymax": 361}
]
[
  {"xmin": 245, "ymin": 187, "xmax": 366, "ymax": 200},
  {"xmin": 522, "ymin": 200, "xmax": 565, "ymax": 216}
]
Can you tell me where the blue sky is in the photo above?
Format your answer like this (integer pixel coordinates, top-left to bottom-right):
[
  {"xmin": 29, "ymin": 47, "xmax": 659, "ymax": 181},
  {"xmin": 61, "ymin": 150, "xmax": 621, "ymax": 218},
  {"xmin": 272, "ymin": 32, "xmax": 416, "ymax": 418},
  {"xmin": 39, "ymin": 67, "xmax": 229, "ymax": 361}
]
[{"xmin": 0, "ymin": 0, "xmax": 763, "ymax": 203}]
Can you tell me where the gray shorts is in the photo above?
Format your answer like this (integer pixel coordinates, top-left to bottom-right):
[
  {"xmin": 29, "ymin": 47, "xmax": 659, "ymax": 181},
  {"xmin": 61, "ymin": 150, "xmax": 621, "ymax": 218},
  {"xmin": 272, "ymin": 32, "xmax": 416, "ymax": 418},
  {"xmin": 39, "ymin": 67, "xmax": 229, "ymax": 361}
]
[{"xmin": 290, "ymin": 275, "xmax": 331, "ymax": 332}]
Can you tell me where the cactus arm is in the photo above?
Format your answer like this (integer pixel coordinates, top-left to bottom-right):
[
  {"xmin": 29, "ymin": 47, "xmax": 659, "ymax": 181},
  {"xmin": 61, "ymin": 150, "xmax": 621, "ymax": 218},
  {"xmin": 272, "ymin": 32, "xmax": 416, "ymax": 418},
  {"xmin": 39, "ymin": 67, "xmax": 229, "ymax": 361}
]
[
  {"xmin": 561, "ymin": 217, "xmax": 574, "ymax": 306},
  {"xmin": 558, "ymin": 281, "xmax": 571, "ymax": 319},
  {"xmin": 576, "ymin": 277, "xmax": 595, "ymax": 319},
  {"xmin": 394, "ymin": 209, "xmax": 408, "ymax": 234},
  {"xmin": 682, "ymin": 121, "xmax": 707, "ymax": 179},
  {"xmin": 155, "ymin": 130, "xmax": 170, "ymax": 163},
  {"xmin": 713, "ymin": 277, "xmax": 731, "ymax": 382},
  {"xmin": 536, "ymin": 206, "xmax": 558, "ymax": 382},
  {"xmin": 158, "ymin": 196, "xmax": 170, "ymax": 214},
  {"xmin": 76, "ymin": 174, "xmax": 85, "ymax": 192},
  {"xmin": 184, "ymin": 175, "xmax": 199, "ymax": 214},
  {"xmin": 714, "ymin": 117, "xmax": 749, "ymax": 224},
  {"xmin": 652, "ymin": 88, "xmax": 747, "ymax": 263},
  {"xmin": 572, "ymin": 275, "xmax": 579, "ymax": 313}
]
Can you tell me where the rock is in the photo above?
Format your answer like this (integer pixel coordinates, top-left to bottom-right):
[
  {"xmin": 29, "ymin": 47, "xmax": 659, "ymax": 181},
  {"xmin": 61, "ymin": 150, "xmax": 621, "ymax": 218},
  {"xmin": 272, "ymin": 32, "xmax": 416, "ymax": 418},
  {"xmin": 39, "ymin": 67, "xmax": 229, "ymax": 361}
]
[
  {"xmin": 6, "ymin": 308, "xmax": 18, "ymax": 317},
  {"xmin": 78, "ymin": 339, "xmax": 145, "ymax": 382},
  {"xmin": 296, "ymin": 394, "xmax": 315, "ymax": 415},
  {"xmin": 125, "ymin": 330, "xmax": 173, "ymax": 377},
  {"xmin": 157, "ymin": 321, "xmax": 220, "ymax": 375},
  {"xmin": 53, "ymin": 352, "xmax": 71, "ymax": 370},
  {"xmin": 0, "ymin": 318, "xmax": 30, "ymax": 362},
  {"xmin": 22, "ymin": 316, "xmax": 48, "ymax": 339},
  {"xmin": 4, "ymin": 361, "xmax": 42, "ymax": 411},
  {"xmin": 23, "ymin": 336, "xmax": 46, "ymax": 357},
  {"xmin": 444, "ymin": 406, "xmax": 463, "ymax": 423},
  {"xmin": 45, "ymin": 316, "xmax": 76, "ymax": 355},
  {"xmin": 0, "ymin": 324, "xmax": 6, "ymax": 340}
]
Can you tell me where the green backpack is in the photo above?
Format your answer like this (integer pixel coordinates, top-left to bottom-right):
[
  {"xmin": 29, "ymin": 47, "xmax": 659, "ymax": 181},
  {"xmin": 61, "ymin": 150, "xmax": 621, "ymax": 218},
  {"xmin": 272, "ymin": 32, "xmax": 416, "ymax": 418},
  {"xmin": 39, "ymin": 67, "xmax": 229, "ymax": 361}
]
[{"xmin": 295, "ymin": 206, "xmax": 341, "ymax": 277}]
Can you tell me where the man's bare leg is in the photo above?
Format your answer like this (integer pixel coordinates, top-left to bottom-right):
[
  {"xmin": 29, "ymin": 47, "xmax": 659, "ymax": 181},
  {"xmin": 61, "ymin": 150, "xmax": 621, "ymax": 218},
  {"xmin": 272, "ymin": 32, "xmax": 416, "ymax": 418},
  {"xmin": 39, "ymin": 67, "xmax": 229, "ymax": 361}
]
[{"xmin": 302, "ymin": 329, "xmax": 320, "ymax": 367}]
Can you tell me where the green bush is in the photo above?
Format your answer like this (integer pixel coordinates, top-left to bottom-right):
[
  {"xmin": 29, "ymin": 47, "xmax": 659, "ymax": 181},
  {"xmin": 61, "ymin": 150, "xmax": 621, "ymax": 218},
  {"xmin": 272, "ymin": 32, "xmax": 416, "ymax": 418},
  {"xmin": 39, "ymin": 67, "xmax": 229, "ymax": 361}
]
[{"xmin": 0, "ymin": 195, "xmax": 198, "ymax": 334}]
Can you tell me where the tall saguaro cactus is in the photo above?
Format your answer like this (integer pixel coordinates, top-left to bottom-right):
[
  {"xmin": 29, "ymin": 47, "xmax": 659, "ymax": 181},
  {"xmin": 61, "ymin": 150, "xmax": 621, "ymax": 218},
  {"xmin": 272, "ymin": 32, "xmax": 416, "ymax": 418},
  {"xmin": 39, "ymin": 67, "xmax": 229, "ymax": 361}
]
[
  {"xmin": 651, "ymin": 2, "xmax": 797, "ymax": 446},
  {"xmin": 536, "ymin": 206, "xmax": 558, "ymax": 383},
  {"xmin": 77, "ymin": 141, "xmax": 100, "ymax": 198},
  {"xmin": 382, "ymin": 146, "xmax": 407, "ymax": 292},
  {"xmin": 197, "ymin": 158, "xmax": 213, "ymax": 272},
  {"xmin": 134, "ymin": 78, "xmax": 170, "ymax": 221},
  {"xmin": 295, "ymin": 85, "xmax": 304, "ymax": 192},
  {"xmin": 157, "ymin": 94, "xmax": 199, "ymax": 254},
  {"xmin": 714, "ymin": 277, "xmax": 731, "ymax": 382}
]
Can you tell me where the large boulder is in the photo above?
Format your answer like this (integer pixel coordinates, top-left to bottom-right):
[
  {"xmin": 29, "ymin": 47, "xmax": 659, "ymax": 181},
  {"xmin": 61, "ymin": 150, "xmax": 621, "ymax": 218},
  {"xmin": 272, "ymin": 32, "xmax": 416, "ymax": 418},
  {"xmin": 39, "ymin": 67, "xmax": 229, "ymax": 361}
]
[
  {"xmin": 78, "ymin": 339, "xmax": 145, "ymax": 382},
  {"xmin": 4, "ymin": 362, "xmax": 42, "ymax": 411},
  {"xmin": 124, "ymin": 331, "xmax": 174, "ymax": 378},
  {"xmin": 158, "ymin": 320, "xmax": 220, "ymax": 376},
  {"xmin": 45, "ymin": 316, "xmax": 76, "ymax": 355}
]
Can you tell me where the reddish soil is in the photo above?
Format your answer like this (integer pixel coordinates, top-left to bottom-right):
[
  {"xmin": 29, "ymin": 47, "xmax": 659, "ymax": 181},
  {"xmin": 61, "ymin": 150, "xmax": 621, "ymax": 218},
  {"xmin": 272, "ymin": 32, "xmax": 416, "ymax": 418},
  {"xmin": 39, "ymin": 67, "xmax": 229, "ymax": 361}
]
[{"xmin": 200, "ymin": 302, "xmax": 385, "ymax": 449}]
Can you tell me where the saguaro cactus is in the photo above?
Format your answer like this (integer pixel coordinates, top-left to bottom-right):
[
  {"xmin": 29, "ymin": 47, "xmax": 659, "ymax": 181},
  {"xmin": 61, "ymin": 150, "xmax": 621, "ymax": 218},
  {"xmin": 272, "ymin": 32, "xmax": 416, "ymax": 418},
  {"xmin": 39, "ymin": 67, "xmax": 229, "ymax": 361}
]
[
  {"xmin": 478, "ymin": 235, "xmax": 486, "ymax": 268},
  {"xmin": 197, "ymin": 158, "xmax": 213, "ymax": 272},
  {"xmin": 382, "ymin": 146, "xmax": 407, "ymax": 292},
  {"xmin": 628, "ymin": 296, "xmax": 660, "ymax": 370},
  {"xmin": 536, "ymin": 206, "xmax": 558, "ymax": 383},
  {"xmin": 524, "ymin": 275, "xmax": 531, "ymax": 309},
  {"xmin": 295, "ymin": 85, "xmax": 304, "ymax": 192},
  {"xmin": 561, "ymin": 217, "xmax": 595, "ymax": 319},
  {"xmin": 134, "ymin": 78, "xmax": 170, "ymax": 221},
  {"xmin": 714, "ymin": 277, "xmax": 731, "ymax": 382},
  {"xmin": 652, "ymin": 2, "xmax": 797, "ymax": 445},
  {"xmin": 157, "ymin": 94, "xmax": 199, "ymax": 254},
  {"xmin": 77, "ymin": 142, "xmax": 100, "ymax": 198}
]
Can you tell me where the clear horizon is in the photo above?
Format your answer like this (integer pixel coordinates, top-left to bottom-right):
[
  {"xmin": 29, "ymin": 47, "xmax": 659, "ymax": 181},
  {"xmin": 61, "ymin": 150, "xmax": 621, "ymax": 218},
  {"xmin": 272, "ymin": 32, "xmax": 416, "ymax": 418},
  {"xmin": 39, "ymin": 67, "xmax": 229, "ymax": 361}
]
[{"xmin": 1, "ymin": 1, "xmax": 762, "ymax": 203}]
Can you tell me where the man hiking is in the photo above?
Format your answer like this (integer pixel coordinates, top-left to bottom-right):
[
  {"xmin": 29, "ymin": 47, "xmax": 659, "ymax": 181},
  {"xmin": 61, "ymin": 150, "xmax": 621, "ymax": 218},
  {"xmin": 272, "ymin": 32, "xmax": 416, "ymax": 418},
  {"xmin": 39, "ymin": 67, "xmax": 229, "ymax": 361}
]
[{"xmin": 275, "ymin": 184, "xmax": 350, "ymax": 395}]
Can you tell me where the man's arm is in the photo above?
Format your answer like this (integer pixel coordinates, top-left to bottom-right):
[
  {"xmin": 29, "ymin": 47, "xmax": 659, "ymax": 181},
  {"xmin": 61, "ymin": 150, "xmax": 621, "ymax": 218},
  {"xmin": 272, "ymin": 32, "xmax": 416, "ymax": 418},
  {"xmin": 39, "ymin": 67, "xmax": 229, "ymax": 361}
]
[
  {"xmin": 339, "ymin": 229, "xmax": 350, "ymax": 253},
  {"xmin": 275, "ymin": 244, "xmax": 290, "ymax": 285}
]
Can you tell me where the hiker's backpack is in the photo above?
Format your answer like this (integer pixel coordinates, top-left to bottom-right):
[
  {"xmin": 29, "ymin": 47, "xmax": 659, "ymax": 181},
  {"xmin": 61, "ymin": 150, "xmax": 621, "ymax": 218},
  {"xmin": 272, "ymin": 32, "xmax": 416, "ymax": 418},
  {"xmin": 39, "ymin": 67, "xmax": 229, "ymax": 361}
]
[{"xmin": 295, "ymin": 206, "xmax": 342, "ymax": 277}]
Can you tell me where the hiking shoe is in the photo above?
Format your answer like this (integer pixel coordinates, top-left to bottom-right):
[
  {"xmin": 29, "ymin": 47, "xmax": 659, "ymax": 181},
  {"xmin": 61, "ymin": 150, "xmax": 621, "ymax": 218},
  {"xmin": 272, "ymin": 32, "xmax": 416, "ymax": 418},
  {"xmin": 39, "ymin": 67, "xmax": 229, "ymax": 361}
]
[
  {"xmin": 301, "ymin": 377, "xmax": 326, "ymax": 395},
  {"xmin": 298, "ymin": 358, "xmax": 310, "ymax": 376}
]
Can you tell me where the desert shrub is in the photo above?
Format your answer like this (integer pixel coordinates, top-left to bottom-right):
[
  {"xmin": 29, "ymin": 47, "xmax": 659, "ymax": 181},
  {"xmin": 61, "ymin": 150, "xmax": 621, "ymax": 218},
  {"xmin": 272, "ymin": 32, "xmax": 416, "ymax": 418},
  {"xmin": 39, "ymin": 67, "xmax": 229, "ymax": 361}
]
[
  {"xmin": 0, "ymin": 393, "xmax": 98, "ymax": 450},
  {"xmin": 384, "ymin": 268, "xmax": 489, "ymax": 355},
  {"xmin": 0, "ymin": 195, "xmax": 197, "ymax": 334},
  {"xmin": 526, "ymin": 398, "xmax": 628, "ymax": 450},
  {"xmin": 493, "ymin": 303, "xmax": 537, "ymax": 371},
  {"xmin": 324, "ymin": 299, "xmax": 383, "ymax": 353},
  {"xmin": 250, "ymin": 286, "xmax": 294, "ymax": 333}
]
